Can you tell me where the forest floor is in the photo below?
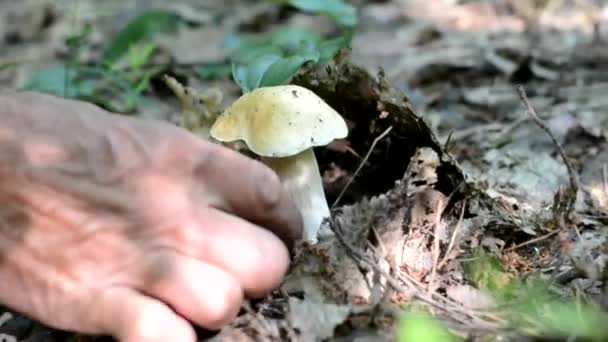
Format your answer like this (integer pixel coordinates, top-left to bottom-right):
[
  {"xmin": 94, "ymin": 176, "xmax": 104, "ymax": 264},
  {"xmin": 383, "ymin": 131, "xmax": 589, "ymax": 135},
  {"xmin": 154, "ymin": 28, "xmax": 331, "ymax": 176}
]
[{"xmin": 2, "ymin": 0, "xmax": 608, "ymax": 341}]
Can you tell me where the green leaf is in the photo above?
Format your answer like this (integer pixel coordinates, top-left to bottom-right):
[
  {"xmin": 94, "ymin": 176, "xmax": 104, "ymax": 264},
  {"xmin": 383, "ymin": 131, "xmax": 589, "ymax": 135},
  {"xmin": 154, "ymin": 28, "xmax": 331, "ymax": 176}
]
[
  {"xmin": 232, "ymin": 52, "xmax": 283, "ymax": 92},
  {"xmin": 270, "ymin": 27, "xmax": 322, "ymax": 52},
  {"xmin": 286, "ymin": 0, "xmax": 358, "ymax": 27},
  {"xmin": 232, "ymin": 44, "xmax": 283, "ymax": 64},
  {"xmin": 228, "ymin": 27, "xmax": 321, "ymax": 58},
  {"xmin": 65, "ymin": 23, "xmax": 93, "ymax": 48},
  {"xmin": 133, "ymin": 65, "xmax": 165, "ymax": 93},
  {"xmin": 22, "ymin": 64, "xmax": 144, "ymax": 113},
  {"xmin": 259, "ymin": 52, "xmax": 319, "ymax": 87},
  {"xmin": 102, "ymin": 10, "xmax": 180, "ymax": 65},
  {"xmin": 21, "ymin": 65, "xmax": 88, "ymax": 98},
  {"xmin": 230, "ymin": 39, "xmax": 321, "ymax": 92},
  {"xmin": 318, "ymin": 33, "xmax": 352, "ymax": 62},
  {"xmin": 127, "ymin": 42, "xmax": 157, "ymax": 71},
  {"xmin": 73, "ymin": 66, "xmax": 142, "ymax": 113},
  {"xmin": 196, "ymin": 63, "xmax": 232, "ymax": 80},
  {"xmin": 228, "ymin": 25, "xmax": 352, "ymax": 92}
]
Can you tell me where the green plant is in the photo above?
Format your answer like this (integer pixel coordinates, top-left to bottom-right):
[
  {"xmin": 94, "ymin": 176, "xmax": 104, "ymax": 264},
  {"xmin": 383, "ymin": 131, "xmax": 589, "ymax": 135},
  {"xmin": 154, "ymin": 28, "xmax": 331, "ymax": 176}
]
[
  {"xmin": 463, "ymin": 249, "xmax": 608, "ymax": 340},
  {"xmin": 101, "ymin": 10, "xmax": 180, "ymax": 65},
  {"xmin": 268, "ymin": 0, "xmax": 357, "ymax": 27},
  {"xmin": 228, "ymin": 27, "xmax": 352, "ymax": 93},
  {"xmin": 22, "ymin": 0, "xmax": 356, "ymax": 111},
  {"xmin": 229, "ymin": 0, "xmax": 357, "ymax": 93},
  {"xmin": 22, "ymin": 8, "xmax": 180, "ymax": 113}
]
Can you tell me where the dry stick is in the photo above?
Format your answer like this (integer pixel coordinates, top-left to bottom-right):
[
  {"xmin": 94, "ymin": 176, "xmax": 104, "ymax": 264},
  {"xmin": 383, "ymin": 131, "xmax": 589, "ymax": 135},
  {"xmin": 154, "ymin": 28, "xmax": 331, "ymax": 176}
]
[
  {"xmin": 327, "ymin": 218, "xmax": 503, "ymax": 331},
  {"xmin": 603, "ymin": 163, "xmax": 608, "ymax": 199},
  {"xmin": 428, "ymin": 197, "xmax": 447, "ymax": 294},
  {"xmin": 516, "ymin": 85, "xmax": 580, "ymax": 198},
  {"xmin": 516, "ymin": 86, "xmax": 580, "ymax": 235},
  {"xmin": 516, "ymin": 85, "xmax": 580, "ymax": 284},
  {"xmin": 442, "ymin": 123, "xmax": 504, "ymax": 143},
  {"xmin": 427, "ymin": 180, "xmax": 469, "ymax": 292},
  {"xmin": 325, "ymin": 126, "xmax": 502, "ymax": 330},
  {"xmin": 504, "ymin": 230, "xmax": 558, "ymax": 252},
  {"xmin": 442, "ymin": 116, "xmax": 527, "ymax": 144},
  {"xmin": 331, "ymin": 126, "xmax": 393, "ymax": 209},
  {"xmin": 369, "ymin": 236, "xmax": 503, "ymax": 330},
  {"xmin": 437, "ymin": 199, "xmax": 467, "ymax": 271}
]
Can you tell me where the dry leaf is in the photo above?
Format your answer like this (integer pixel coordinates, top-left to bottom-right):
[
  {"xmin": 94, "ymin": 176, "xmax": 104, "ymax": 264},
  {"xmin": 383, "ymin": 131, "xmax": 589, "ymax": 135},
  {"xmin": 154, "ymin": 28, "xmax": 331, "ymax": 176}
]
[
  {"xmin": 288, "ymin": 298, "xmax": 351, "ymax": 341},
  {"xmin": 445, "ymin": 284, "xmax": 494, "ymax": 310}
]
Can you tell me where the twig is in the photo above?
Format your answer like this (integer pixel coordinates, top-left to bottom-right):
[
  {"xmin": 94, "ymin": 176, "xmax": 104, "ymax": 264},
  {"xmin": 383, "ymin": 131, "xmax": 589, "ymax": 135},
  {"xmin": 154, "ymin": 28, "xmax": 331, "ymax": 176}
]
[
  {"xmin": 504, "ymin": 230, "xmax": 558, "ymax": 252},
  {"xmin": 516, "ymin": 85, "xmax": 580, "ymax": 195},
  {"xmin": 437, "ymin": 200, "xmax": 466, "ymax": 271},
  {"xmin": 331, "ymin": 126, "xmax": 393, "ymax": 209},
  {"xmin": 516, "ymin": 85, "xmax": 580, "ymax": 285},
  {"xmin": 326, "ymin": 217, "xmax": 503, "ymax": 331},
  {"xmin": 369, "ymin": 225, "xmax": 387, "ymax": 255},
  {"xmin": 602, "ymin": 163, "xmax": 608, "ymax": 199},
  {"xmin": 442, "ymin": 123, "xmax": 504, "ymax": 143},
  {"xmin": 428, "ymin": 196, "xmax": 447, "ymax": 294}
]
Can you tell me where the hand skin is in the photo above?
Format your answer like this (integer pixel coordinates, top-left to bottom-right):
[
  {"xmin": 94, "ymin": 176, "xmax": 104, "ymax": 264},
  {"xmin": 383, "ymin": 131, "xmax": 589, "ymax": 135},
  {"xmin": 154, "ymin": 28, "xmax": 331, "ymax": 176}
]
[{"xmin": 0, "ymin": 92, "xmax": 303, "ymax": 342}]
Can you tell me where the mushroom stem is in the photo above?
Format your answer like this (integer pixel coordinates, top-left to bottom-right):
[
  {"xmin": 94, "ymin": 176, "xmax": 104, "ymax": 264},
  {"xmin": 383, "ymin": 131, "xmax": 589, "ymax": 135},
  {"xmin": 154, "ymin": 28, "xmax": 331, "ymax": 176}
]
[{"xmin": 261, "ymin": 148, "xmax": 330, "ymax": 242}]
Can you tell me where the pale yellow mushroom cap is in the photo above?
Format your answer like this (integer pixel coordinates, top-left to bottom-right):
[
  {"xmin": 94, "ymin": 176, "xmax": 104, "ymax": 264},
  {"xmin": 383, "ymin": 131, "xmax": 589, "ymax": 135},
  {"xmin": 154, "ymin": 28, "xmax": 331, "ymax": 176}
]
[{"xmin": 210, "ymin": 85, "xmax": 348, "ymax": 157}]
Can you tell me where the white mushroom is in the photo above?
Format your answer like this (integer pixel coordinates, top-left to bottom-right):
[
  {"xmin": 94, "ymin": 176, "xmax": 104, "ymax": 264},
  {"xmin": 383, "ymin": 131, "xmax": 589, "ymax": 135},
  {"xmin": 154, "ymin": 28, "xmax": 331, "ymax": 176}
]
[{"xmin": 210, "ymin": 85, "xmax": 348, "ymax": 242}]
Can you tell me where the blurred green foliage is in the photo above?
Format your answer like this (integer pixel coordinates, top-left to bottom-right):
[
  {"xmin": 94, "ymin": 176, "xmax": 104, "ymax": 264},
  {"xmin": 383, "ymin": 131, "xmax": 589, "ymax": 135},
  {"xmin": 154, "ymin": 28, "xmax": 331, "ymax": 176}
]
[
  {"xmin": 22, "ymin": 9, "xmax": 178, "ymax": 113},
  {"xmin": 101, "ymin": 10, "xmax": 180, "ymax": 65},
  {"xmin": 228, "ymin": 27, "xmax": 352, "ymax": 92},
  {"xmin": 464, "ymin": 249, "xmax": 608, "ymax": 340},
  {"xmin": 22, "ymin": 0, "xmax": 356, "ymax": 111},
  {"xmin": 228, "ymin": 0, "xmax": 356, "ymax": 92},
  {"xmin": 396, "ymin": 310, "xmax": 458, "ymax": 342},
  {"xmin": 269, "ymin": 0, "xmax": 358, "ymax": 27},
  {"xmin": 396, "ymin": 250, "xmax": 608, "ymax": 341}
]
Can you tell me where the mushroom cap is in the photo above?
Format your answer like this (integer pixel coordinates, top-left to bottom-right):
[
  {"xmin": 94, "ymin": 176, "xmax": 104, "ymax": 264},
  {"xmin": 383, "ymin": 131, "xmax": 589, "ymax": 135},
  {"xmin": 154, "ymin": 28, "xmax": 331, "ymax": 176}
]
[{"xmin": 210, "ymin": 85, "xmax": 348, "ymax": 157}]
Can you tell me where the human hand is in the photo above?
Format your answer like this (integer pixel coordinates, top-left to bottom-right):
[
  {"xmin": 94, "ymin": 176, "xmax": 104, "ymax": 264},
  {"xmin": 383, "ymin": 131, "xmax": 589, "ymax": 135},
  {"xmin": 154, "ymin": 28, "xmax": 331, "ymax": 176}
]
[{"xmin": 0, "ymin": 92, "xmax": 302, "ymax": 341}]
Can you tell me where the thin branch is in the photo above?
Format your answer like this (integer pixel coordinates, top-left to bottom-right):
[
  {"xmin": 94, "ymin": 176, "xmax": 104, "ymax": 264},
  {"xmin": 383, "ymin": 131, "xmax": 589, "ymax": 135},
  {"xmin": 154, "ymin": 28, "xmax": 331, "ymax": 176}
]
[
  {"xmin": 602, "ymin": 163, "xmax": 608, "ymax": 199},
  {"xmin": 331, "ymin": 126, "xmax": 393, "ymax": 209},
  {"xmin": 437, "ymin": 200, "xmax": 466, "ymax": 271},
  {"xmin": 504, "ymin": 230, "xmax": 558, "ymax": 252},
  {"xmin": 516, "ymin": 85, "xmax": 580, "ymax": 194},
  {"xmin": 428, "ymin": 196, "xmax": 447, "ymax": 294},
  {"xmin": 516, "ymin": 85, "xmax": 580, "ymax": 286},
  {"xmin": 326, "ymin": 217, "xmax": 503, "ymax": 331}
]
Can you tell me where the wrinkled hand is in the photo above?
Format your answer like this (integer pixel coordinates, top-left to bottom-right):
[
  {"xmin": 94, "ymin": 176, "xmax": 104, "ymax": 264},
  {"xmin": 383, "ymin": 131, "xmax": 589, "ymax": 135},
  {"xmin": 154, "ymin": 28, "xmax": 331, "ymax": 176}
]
[{"xmin": 0, "ymin": 92, "xmax": 302, "ymax": 341}]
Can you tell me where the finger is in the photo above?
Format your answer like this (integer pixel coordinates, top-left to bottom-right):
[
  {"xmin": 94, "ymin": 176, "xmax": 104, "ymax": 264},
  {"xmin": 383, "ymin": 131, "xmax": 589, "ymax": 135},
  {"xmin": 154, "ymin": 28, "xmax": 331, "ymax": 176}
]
[
  {"xmin": 92, "ymin": 287, "xmax": 196, "ymax": 342},
  {"xmin": 141, "ymin": 250, "xmax": 243, "ymax": 330},
  {"xmin": 192, "ymin": 207, "xmax": 291, "ymax": 298},
  {"xmin": 192, "ymin": 143, "xmax": 303, "ymax": 247}
]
